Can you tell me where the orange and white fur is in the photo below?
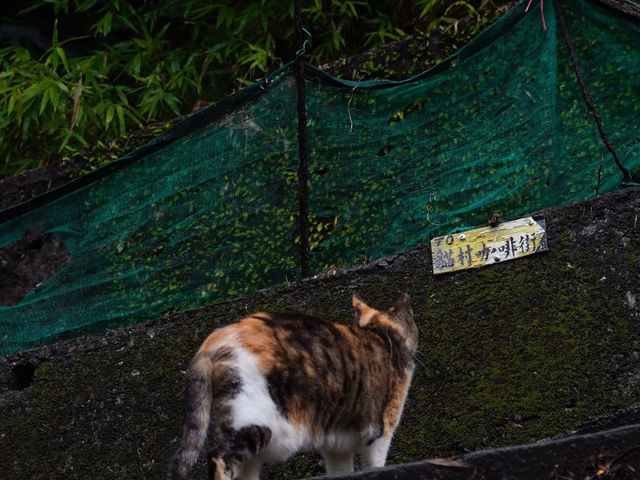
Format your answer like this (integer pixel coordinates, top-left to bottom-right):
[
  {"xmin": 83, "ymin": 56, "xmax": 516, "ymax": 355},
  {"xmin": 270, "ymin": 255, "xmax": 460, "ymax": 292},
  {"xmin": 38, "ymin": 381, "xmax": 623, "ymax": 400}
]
[{"xmin": 168, "ymin": 293, "xmax": 418, "ymax": 479}]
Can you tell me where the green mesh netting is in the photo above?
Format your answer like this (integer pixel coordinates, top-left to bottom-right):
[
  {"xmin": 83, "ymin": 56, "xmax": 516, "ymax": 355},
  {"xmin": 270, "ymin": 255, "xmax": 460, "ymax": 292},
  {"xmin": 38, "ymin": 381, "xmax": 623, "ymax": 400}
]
[{"xmin": 1, "ymin": 0, "xmax": 639, "ymax": 355}]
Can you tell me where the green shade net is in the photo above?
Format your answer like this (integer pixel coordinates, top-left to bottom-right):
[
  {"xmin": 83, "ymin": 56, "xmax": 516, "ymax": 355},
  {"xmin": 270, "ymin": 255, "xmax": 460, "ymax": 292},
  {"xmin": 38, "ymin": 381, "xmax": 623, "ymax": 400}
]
[{"xmin": 1, "ymin": 0, "xmax": 639, "ymax": 354}]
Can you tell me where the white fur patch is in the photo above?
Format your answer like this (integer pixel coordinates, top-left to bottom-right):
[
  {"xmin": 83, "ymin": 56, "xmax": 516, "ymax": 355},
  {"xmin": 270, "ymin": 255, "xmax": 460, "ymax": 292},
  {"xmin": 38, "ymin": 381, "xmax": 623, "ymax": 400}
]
[
  {"xmin": 316, "ymin": 430, "xmax": 361, "ymax": 453},
  {"xmin": 230, "ymin": 346, "xmax": 309, "ymax": 462},
  {"xmin": 360, "ymin": 435, "xmax": 392, "ymax": 468}
]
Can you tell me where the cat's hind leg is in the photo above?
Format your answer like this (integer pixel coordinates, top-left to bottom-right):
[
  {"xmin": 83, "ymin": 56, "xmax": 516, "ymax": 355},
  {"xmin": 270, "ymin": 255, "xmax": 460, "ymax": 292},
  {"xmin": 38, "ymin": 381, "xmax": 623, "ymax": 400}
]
[
  {"xmin": 237, "ymin": 457, "xmax": 262, "ymax": 480},
  {"xmin": 207, "ymin": 425, "xmax": 271, "ymax": 480},
  {"xmin": 320, "ymin": 450, "xmax": 354, "ymax": 475},
  {"xmin": 359, "ymin": 435, "xmax": 392, "ymax": 469}
]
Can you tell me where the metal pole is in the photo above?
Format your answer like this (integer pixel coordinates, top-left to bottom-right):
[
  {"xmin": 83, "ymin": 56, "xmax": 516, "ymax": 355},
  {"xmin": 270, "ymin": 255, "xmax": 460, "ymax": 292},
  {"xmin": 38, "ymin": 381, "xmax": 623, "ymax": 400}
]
[{"xmin": 295, "ymin": 0, "xmax": 311, "ymax": 278}]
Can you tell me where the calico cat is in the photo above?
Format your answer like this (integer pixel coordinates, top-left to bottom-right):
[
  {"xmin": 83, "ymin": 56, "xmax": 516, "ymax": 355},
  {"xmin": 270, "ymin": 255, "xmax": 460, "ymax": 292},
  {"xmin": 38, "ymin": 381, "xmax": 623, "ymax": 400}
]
[{"xmin": 168, "ymin": 293, "xmax": 418, "ymax": 480}]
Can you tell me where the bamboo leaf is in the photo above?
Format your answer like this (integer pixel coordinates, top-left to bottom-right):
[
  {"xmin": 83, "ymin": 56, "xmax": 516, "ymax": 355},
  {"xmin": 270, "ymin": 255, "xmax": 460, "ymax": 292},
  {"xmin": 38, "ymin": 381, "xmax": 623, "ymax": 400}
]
[
  {"xmin": 55, "ymin": 47, "xmax": 69, "ymax": 73},
  {"xmin": 40, "ymin": 88, "xmax": 50, "ymax": 115},
  {"xmin": 95, "ymin": 12, "xmax": 113, "ymax": 37},
  {"xmin": 22, "ymin": 81, "xmax": 47, "ymax": 102},
  {"xmin": 117, "ymin": 14, "xmax": 139, "ymax": 34},
  {"xmin": 70, "ymin": 76, "xmax": 83, "ymax": 130},
  {"xmin": 49, "ymin": 82, "xmax": 60, "ymax": 111},
  {"xmin": 7, "ymin": 93, "xmax": 16, "ymax": 115},
  {"xmin": 105, "ymin": 104, "xmax": 115, "ymax": 128},
  {"xmin": 77, "ymin": 0, "xmax": 99, "ymax": 12},
  {"xmin": 116, "ymin": 105, "xmax": 125, "ymax": 135},
  {"xmin": 52, "ymin": 19, "xmax": 59, "ymax": 46}
]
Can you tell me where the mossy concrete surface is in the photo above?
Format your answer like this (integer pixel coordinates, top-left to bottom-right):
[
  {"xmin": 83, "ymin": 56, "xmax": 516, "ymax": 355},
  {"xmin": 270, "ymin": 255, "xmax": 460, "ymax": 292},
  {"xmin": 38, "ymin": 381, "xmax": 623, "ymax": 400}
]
[
  {"xmin": 311, "ymin": 420, "xmax": 640, "ymax": 480},
  {"xmin": 1, "ymin": 186, "xmax": 640, "ymax": 479}
]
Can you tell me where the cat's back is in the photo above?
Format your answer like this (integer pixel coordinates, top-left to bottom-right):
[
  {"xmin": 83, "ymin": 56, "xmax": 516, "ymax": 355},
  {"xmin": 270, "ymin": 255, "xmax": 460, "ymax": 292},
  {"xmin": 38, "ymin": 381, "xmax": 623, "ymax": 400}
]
[
  {"xmin": 198, "ymin": 311, "xmax": 364, "ymax": 362},
  {"xmin": 197, "ymin": 311, "xmax": 392, "ymax": 397},
  {"xmin": 196, "ymin": 312, "xmax": 410, "ymax": 392}
]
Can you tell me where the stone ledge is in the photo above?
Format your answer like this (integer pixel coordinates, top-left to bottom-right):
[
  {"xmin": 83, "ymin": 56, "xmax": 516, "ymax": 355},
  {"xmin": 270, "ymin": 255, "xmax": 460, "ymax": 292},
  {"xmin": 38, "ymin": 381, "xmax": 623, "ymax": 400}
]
[{"xmin": 307, "ymin": 422, "xmax": 640, "ymax": 480}]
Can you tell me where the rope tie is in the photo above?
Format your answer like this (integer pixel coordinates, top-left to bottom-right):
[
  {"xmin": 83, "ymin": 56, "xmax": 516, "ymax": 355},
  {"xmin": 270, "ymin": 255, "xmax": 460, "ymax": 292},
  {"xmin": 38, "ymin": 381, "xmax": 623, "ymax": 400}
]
[
  {"xmin": 296, "ymin": 27, "xmax": 312, "ymax": 57},
  {"xmin": 526, "ymin": 0, "xmax": 547, "ymax": 30}
]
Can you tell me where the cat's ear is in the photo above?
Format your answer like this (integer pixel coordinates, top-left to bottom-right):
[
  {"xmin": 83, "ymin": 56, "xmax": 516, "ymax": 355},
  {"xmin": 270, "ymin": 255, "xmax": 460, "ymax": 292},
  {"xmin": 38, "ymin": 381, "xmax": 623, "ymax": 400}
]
[
  {"xmin": 390, "ymin": 292, "xmax": 413, "ymax": 319},
  {"xmin": 353, "ymin": 294, "xmax": 376, "ymax": 327}
]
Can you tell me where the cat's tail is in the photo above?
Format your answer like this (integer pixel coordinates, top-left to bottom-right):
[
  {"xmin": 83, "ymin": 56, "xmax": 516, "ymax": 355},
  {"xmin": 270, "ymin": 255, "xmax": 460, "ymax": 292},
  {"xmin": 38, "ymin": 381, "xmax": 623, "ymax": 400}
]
[{"xmin": 168, "ymin": 353, "xmax": 214, "ymax": 478}]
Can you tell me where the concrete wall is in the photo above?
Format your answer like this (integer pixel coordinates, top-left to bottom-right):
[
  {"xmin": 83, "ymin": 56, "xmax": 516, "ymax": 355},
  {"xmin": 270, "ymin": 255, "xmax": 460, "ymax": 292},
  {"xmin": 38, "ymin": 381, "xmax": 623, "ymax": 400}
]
[{"xmin": 1, "ymin": 187, "xmax": 639, "ymax": 479}]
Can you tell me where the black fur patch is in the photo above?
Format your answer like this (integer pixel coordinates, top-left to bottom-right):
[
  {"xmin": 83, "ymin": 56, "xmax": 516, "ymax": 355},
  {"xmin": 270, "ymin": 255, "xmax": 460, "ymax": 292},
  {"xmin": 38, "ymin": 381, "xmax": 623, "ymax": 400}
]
[
  {"xmin": 266, "ymin": 368, "xmax": 289, "ymax": 417},
  {"xmin": 204, "ymin": 350, "xmax": 242, "ymax": 404},
  {"xmin": 234, "ymin": 425, "xmax": 272, "ymax": 454},
  {"xmin": 208, "ymin": 425, "xmax": 272, "ymax": 478}
]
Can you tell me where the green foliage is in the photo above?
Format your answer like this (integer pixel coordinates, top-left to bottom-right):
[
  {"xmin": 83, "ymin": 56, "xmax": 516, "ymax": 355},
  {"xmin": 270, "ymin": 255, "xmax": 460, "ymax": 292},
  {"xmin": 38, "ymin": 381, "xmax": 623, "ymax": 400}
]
[{"xmin": 1, "ymin": 0, "xmax": 513, "ymax": 178}]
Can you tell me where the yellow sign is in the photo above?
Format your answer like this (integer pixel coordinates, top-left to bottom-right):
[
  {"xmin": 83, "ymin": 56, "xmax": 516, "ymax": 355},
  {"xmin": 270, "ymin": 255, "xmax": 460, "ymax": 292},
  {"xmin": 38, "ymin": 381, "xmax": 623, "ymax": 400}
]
[{"xmin": 430, "ymin": 216, "xmax": 547, "ymax": 274}]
